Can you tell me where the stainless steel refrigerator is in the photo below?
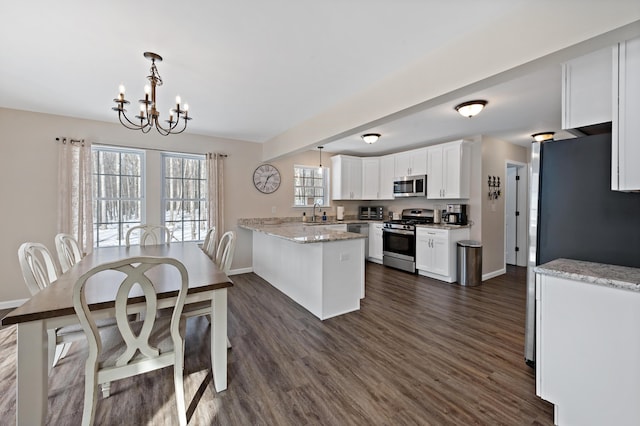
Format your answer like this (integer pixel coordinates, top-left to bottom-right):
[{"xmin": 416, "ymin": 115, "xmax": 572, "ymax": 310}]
[{"xmin": 524, "ymin": 131, "xmax": 640, "ymax": 366}]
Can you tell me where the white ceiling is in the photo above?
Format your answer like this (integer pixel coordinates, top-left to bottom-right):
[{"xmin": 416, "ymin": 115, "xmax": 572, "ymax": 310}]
[{"xmin": 1, "ymin": 2, "xmax": 637, "ymax": 156}]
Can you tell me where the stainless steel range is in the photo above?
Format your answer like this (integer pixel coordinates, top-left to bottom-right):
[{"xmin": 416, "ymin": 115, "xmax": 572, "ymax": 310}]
[{"xmin": 383, "ymin": 208, "xmax": 434, "ymax": 273}]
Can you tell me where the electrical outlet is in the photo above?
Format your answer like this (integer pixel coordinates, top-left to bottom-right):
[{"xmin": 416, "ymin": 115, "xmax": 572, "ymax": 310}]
[{"xmin": 271, "ymin": 206, "xmax": 276, "ymax": 214}]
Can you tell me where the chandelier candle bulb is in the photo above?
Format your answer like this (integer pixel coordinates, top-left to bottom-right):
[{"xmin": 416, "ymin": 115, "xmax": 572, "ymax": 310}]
[{"xmin": 175, "ymin": 95, "xmax": 181, "ymax": 106}]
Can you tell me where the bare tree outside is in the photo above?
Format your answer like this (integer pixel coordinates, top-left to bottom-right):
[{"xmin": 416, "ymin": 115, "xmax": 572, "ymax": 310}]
[
  {"xmin": 163, "ymin": 153, "xmax": 208, "ymax": 242},
  {"xmin": 92, "ymin": 147, "xmax": 143, "ymax": 247}
]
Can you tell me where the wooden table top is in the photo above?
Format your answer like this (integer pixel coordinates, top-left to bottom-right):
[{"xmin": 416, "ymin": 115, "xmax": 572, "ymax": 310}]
[{"xmin": 2, "ymin": 242, "xmax": 233, "ymax": 326}]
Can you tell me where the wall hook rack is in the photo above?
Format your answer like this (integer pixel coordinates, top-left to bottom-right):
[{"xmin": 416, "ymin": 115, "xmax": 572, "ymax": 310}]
[{"xmin": 488, "ymin": 175, "xmax": 501, "ymax": 200}]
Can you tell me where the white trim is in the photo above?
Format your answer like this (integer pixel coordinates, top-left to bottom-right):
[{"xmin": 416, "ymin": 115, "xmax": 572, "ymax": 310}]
[
  {"xmin": 0, "ymin": 298, "xmax": 28, "ymax": 310},
  {"xmin": 504, "ymin": 159, "xmax": 530, "ymax": 268},
  {"xmin": 483, "ymin": 268, "xmax": 506, "ymax": 281},
  {"xmin": 228, "ymin": 267, "xmax": 253, "ymax": 276}
]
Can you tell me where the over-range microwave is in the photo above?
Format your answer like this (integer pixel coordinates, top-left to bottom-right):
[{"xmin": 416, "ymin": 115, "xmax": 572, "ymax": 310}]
[{"xmin": 393, "ymin": 175, "xmax": 426, "ymax": 197}]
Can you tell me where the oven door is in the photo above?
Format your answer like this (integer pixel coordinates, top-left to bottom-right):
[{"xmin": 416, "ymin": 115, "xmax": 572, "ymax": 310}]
[{"xmin": 382, "ymin": 228, "xmax": 415, "ymax": 259}]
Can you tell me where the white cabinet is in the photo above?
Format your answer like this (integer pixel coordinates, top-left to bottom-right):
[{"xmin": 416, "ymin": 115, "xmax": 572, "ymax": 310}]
[
  {"xmin": 331, "ymin": 155, "xmax": 362, "ymax": 200},
  {"xmin": 394, "ymin": 147, "xmax": 427, "ymax": 177},
  {"xmin": 368, "ymin": 222, "xmax": 383, "ymax": 263},
  {"xmin": 416, "ymin": 228, "xmax": 448, "ymax": 277},
  {"xmin": 561, "ymin": 47, "xmax": 613, "ymax": 130},
  {"xmin": 362, "ymin": 157, "xmax": 380, "ymax": 200},
  {"xmin": 613, "ymin": 36, "xmax": 640, "ymax": 191},
  {"xmin": 536, "ymin": 273, "xmax": 640, "ymax": 425},
  {"xmin": 378, "ymin": 154, "xmax": 395, "ymax": 200},
  {"xmin": 415, "ymin": 227, "xmax": 470, "ymax": 283},
  {"xmin": 427, "ymin": 140, "xmax": 470, "ymax": 199},
  {"xmin": 362, "ymin": 156, "xmax": 395, "ymax": 200}
]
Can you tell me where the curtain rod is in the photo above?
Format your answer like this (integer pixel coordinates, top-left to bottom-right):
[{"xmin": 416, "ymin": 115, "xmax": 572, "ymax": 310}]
[
  {"xmin": 54, "ymin": 137, "xmax": 228, "ymax": 157},
  {"xmin": 55, "ymin": 137, "xmax": 85, "ymax": 146}
]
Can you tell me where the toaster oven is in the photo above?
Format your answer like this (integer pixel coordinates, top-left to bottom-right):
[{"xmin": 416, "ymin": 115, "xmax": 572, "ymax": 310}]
[{"xmin": 359, "ymin": 206, "xmax": 384, "ymax": 220}]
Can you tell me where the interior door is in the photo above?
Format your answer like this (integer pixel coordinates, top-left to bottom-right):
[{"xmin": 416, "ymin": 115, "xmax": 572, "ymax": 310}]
[{"xmin": 506, "ymin": 166, "xmax": 518, "ymax": 265}]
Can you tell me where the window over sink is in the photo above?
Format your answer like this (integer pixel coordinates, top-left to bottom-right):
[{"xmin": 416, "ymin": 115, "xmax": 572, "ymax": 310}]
[{"xmin": 293, "ymin": 165, "xmax": 330, "ymax": 207}]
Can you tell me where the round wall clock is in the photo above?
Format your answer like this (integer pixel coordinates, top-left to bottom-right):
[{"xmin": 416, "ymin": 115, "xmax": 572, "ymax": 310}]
[{"xmin": 253, "ymin": 164, "xmax": 281, "ymax": 194}]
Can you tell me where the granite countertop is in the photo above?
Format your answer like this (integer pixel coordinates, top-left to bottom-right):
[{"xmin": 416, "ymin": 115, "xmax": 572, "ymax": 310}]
[
  {"xmin": 238, "ymin": 223, "xmax": 367, "ymax": 244},
  {"xmin": 416, "ymin": 223, "xmax": 471, "ymax": 230},
  {"xmin": 535, "ymin": 258, "xmax": 640, "ymax": 292}
]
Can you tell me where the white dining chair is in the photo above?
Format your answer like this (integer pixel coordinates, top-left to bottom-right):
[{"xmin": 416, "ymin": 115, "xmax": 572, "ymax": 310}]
[
  {"xmin": 73, "ymin": 256, "xmax": 188, "ymax": 426},
  {"xmin": 54, "ymin": 233, "xmax": 83, "ymax": 273},
  {"xmin": 214, "ymin": 231, "xmax": 236, "ymax": 275},
  {"xmin": 201, "ymin": 226, "xmax": 216, "ymax": 259},
  {"xmin": 18, "ymin": 242, "xmax": 115, "ymax": 370},
  {"xmin": 125, "ymin": 224, "xmax": 173, "ymax": 247},
  {"xmin": 182, "ymin": 231, "xmax": 235, "ymax": 349}
]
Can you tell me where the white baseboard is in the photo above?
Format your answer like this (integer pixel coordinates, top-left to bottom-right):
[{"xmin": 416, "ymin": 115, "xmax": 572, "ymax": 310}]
[
  {"xmin": 0, "ymin": 298, "xmax": 28, "ymax": 310},
  {"xmin": 228, "ymin": 267, "xmax": 253, "ymax": 276},
  {"xmin": 482, "ymin": 268, "xmax": 506, "ymax": 281}
]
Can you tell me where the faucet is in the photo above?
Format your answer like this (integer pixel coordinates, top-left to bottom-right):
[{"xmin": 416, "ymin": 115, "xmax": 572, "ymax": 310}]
[{"xmin": 312, "ymin": 202, "xmax": 321, "ymax": 222}]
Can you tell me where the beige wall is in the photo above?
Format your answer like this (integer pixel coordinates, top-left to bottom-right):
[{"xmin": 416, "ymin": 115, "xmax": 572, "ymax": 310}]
[
  {"xmin": 0, "ymin": 108, "xmax": 269, "ymax": 304},
  {"xmin": 481, "ymin": 136, "xmax": 529, "ymax": 277}
]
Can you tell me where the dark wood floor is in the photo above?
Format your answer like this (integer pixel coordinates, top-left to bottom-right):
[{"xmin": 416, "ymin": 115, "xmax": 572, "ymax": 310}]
[{"xmin": 0, "ymin": 263, "xmax": 553, "ymax": 425}]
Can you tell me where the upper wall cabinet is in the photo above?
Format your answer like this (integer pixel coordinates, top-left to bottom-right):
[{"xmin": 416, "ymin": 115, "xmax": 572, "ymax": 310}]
[
  {"xmin": 612, "ymin": 36, "xmax": 640, "ymax": 191},
  {"xmin": 426, "ymin": 140, "xmax": 471, "ymax": 199},
  {"xmin": 378, "ymin": 154, "xmax": 395, "ymax": 200},
  {"xmin": 361, "ymin": 155, "xmax": 395, "ymax": 200},
  {"xmin": 361, "ymin": 157, "xmax": 380, "ymax": 200},
  {"xmin": 394, "ymin": 147, "xmax": 427, "ymax": 177},
  {"xmin": 562, "ymin": 47, "xmax": 613, "ymax": 130},
  {"xmin": 331, "ymin": 155, "xmax": 362, "ymax": 200}
]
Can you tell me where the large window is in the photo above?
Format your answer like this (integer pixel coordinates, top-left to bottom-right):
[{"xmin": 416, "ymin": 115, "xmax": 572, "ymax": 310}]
[
  {"xmin": 293, "ymin": 165, "xmax": 329, "ymax": 207},
  {"xmin": 162, "ymin": 153, "xmax": 208, "ymax": 242},
  {"xmin": 92, "ymin": 147, "xmax": 144, "ymax": 247}
]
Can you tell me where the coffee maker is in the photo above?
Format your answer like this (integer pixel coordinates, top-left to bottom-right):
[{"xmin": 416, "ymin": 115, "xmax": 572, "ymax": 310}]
[{"xmin": 445, "ymin": 204, "xmax": 468, "ymax": 225}]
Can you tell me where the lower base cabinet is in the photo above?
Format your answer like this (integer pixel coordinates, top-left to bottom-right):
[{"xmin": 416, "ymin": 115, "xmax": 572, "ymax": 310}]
[
  {"xmin": 536, "ymin": 273, "xmax": 640, "ymax": 425},
  {"xmin": 368, "ymin": 222, "xmax": 383, "ymax": 264},
  {"xmin": 415, "ymin": 227, "xmax": 470, "ymax": 282}
]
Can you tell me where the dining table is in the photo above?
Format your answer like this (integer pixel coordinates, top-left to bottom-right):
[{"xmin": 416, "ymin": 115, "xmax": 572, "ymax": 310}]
[{"xmin": 1, "ymin": 241, "xmax": 233, "ymax": 425}]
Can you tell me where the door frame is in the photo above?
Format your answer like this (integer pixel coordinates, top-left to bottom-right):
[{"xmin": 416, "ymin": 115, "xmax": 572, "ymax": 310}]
[{"xmin": 504, "ymin": 160, "xmax": 529, "ymax": 267}]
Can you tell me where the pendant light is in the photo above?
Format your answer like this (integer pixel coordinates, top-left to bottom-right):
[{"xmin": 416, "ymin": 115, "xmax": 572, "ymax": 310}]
[{"xmin": 318, "ymin": 146, "xmax": 323, "ymax": 175}]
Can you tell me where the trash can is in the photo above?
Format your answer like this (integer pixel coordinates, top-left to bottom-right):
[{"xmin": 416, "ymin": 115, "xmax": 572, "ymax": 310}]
[{"xmin": 457, "ymin": 240, "xmax": 482, "ymax": 286}]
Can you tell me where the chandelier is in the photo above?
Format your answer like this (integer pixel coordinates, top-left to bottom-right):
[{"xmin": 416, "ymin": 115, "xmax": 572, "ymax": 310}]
[{"xmin": 113, "ymin": 52, "xmax": 191, "ymax": 136}]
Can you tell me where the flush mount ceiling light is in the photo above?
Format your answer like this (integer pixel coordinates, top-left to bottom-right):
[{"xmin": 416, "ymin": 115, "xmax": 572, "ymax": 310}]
[
  {"xmin": 455, "ymin": 100, "xmax": 488, "ymax": 118},
  {"xmin": 113, "ymin": 52, "xmax": 192, "ymax": 136},
  {"xmin": 532, "ymin": 132, "xmax": 555, "ymax": 142},
  {"xmin": 361, "ymin": 133, "xmax": 381, "ymax": 144}
]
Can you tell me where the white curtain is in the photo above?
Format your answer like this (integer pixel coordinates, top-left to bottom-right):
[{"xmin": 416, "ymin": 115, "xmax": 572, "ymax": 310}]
[
  {"xmin": 58, "ymin": 139, "xmax": 93, "ymax": 254},
  {"xmin": 206, "ymin": 153, "xmax": 225, "ymax": 247}
]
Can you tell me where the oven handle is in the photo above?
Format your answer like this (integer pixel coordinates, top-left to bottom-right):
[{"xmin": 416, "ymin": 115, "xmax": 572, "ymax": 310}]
[{"xmin": 382, "ymin": 228, "xmax": 415, "ymax": 236}]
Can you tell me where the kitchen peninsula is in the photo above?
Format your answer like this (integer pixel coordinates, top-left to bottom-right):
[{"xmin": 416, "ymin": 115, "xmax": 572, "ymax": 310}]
[
  {"xmin": 535, "ymin": 259, "xmax": 640, "ymax": 426},
  {"xmin": 239, "ymin": 220, "xmax": 366, "ymax": 320}
]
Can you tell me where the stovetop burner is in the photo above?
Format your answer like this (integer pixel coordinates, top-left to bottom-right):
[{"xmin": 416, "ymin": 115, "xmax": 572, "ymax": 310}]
[
  {"xmin": 384, "ymin": 208, "xmax": 434, "ymax": 230},
  {"xmin": 386, "ymin": 218, "xmax": 434, "ymax": 225}
]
